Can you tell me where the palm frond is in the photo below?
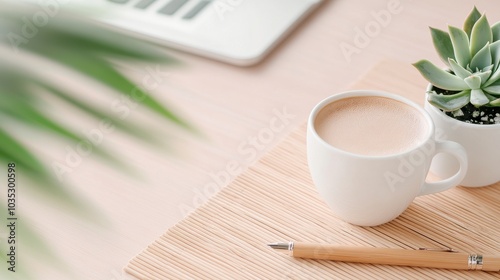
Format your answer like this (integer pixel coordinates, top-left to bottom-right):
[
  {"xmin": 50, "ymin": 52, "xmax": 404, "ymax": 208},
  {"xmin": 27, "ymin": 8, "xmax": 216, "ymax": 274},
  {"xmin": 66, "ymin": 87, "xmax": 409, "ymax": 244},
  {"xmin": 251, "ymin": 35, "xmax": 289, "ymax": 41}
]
[{"xmin": 0, "ymin": 2, "xmax": 192, "ymax": 277}]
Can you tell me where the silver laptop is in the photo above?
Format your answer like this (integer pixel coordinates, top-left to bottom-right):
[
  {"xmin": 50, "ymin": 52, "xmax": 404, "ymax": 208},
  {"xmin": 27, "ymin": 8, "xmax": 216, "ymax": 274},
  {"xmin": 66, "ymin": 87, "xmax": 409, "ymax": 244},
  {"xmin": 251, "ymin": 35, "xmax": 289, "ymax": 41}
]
[{"xmin": 96, "ymin": 0, "xmax": 323, "ymax": 65}]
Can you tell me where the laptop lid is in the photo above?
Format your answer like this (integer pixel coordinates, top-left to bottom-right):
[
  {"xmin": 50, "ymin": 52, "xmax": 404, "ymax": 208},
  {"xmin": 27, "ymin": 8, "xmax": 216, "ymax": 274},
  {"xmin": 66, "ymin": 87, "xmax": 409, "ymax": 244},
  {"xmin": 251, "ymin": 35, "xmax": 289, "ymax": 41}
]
[{"xmin": 96, "ymin": 0, "xmax": 323, "ymax": 65}]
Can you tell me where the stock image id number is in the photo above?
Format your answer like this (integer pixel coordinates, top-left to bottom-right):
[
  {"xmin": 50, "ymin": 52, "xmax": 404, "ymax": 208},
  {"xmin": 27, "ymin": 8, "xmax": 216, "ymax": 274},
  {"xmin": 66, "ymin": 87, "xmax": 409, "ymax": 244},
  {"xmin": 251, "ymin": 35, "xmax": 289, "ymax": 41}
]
[{"xmin": 7, "ymin": 162, "xmax": 16, "ymax": 215}]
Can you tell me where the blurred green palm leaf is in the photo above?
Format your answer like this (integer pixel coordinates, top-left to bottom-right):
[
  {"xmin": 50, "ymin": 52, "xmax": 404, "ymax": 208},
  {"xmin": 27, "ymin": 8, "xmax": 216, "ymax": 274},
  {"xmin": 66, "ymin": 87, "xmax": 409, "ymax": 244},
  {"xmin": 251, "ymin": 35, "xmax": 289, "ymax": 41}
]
[{"xmin": 0, "ymin": 2, "xmax": 190, "ymax": 278}]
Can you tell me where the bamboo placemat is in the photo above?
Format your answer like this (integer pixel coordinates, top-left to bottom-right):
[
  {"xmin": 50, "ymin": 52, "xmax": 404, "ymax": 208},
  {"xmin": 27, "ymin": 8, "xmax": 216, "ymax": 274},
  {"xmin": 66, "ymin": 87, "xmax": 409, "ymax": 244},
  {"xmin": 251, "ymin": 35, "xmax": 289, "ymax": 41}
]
[{"xmin": 125, "ymin": 61, "xmax": 500, "ymax": 279}]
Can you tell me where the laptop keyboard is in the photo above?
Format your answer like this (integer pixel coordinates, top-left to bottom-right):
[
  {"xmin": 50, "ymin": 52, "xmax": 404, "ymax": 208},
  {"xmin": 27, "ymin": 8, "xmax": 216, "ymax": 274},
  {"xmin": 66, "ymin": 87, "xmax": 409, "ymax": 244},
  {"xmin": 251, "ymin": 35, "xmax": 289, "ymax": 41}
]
[
  {"xmin": 106, "ymin": 0, "xmax": 213, "ymax": 20},
  {"xmin": 135, "ymin": 0, "xmax": 157, "ymax": 9},
  {"xmin": 98, "ymin": 0, "xmax": 323, "ymax": 65}
]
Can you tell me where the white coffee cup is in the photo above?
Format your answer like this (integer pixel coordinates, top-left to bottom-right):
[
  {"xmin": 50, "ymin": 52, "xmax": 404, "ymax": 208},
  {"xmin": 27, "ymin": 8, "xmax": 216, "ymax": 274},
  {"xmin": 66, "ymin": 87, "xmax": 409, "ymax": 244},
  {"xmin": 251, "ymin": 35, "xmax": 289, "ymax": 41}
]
[{"xmin": 307, "ymin": 90, "xmax": 468, "ymax": 226}]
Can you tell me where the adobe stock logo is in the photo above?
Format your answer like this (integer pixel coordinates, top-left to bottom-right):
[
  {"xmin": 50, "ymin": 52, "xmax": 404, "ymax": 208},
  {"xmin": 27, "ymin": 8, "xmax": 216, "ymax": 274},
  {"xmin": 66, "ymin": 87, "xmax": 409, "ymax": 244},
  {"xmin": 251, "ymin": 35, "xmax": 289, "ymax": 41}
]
[
  {"xmin": 7, "ymin": 0, "xmax": 71, "ymax": 53},
  {"xmin": 340, "ymin": 0, "xmax": 405, "ymax": 62},
  {"xmin": 213, "ymin": 0, "xmax": 244, "ymax": 21},
  {"xmin": 51, "ymin": 65, "xmax": 170, "ymax": 181},
  {"xmin": 178, "ymin": 107, "xmax": 295, "ymax": 217},
  {"xmin": 384, "ymin": 141, "xmax": 436, "ymax": 192}
]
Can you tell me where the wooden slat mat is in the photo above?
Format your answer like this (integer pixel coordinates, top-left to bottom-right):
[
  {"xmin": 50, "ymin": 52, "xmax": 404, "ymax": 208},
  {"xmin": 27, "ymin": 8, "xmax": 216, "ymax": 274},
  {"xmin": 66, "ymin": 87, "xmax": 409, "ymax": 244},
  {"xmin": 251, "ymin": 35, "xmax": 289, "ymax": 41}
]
[{"xmin": 125, "ymin": 61, "xmax": 500, "ymax": 279}]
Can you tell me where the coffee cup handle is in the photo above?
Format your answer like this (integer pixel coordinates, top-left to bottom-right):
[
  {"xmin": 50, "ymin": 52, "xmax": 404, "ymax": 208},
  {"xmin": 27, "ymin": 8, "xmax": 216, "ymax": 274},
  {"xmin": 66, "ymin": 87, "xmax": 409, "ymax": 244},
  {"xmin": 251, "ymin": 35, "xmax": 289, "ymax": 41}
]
[{"xmin": 418, "ymin": 140, "xmax": 468, "ymax": 196}]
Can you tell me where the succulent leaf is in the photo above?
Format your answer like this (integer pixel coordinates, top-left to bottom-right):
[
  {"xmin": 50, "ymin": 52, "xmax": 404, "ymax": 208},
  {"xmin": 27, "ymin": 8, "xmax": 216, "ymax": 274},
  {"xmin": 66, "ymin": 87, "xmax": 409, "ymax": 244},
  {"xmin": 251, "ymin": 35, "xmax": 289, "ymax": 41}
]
[
  {"xmin": 430, "ymin": 27, "xmax": 455, "ymax": 67},
  {"xmin": 492, "ymin": 21, "xmax": 500, "ymax": 42},
  {"xmin": 484, "ymin": 85, "xmax": 500, "ymax": 95},
  {"xmin": 482, "ymin": 66, "xmax": 494, "ymax": 72},
  {"xmin": 464, "ymin": 6, "xmax": 482, "ymax": 37},
  {"xmin": 491, "ymin": 21, "xmax": 500, "ymax": 42},
  {"xmin": 490, "ymin": 40, "xmax": 500, "ymax": 71},
  {"xmin": 483, "ymin": 65, "xmax": 495, "ymax": 72},
  {"xmin": 476, "ymin": 70, "xmax": 492, "ymax": 85},
  {"xmin": 484, "ymin": 69, "xmax": 500, "ymax": 87},
  {"xmin": 413, "ymin": 60, "xmax": 468, "ymax": 90},
  {"xmin": 427, "ymin": 90, "xmax": 470, "ymax": 111},
  {"xmin": 470, "ymin": 15, "xmax": 493, "ymax": 57},
  {"xmin": 449, "ymin": 26, "xmax": 471, "ymax": 67},
  {"xmin": 470, "ymin": 43, "xmax": 491, "ymax": 71},
  {"xmin": 490, "ymin": 98, "xmax": 500, "ymax": 106},
  {"xmin": 484, "ymin": 92, "xmax": 498, "ymax": 101},
  {"xmin": 464, "ymin": 75, "xmax": 482, "ymax": 89},
  {"xmin": 470, "ymin": 89, "xmax": 490, "ymax": 106},
  {"xmin": 448, "ymin": 58, "xmax": 472, "ymax": 79}
]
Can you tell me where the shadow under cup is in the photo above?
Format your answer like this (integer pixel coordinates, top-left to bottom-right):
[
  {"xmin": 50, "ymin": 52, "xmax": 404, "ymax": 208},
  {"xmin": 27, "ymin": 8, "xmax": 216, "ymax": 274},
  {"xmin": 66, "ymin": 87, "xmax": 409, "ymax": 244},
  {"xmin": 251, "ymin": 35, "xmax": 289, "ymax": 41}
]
[{"xmin": 306, "ymin": 90, "xmax": 468, "ymax": 226}]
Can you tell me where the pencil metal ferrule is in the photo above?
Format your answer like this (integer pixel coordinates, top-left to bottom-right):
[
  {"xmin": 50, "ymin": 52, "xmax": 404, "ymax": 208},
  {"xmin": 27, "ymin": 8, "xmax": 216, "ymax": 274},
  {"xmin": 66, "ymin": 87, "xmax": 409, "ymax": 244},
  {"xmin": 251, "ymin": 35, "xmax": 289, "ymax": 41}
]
[{"xmin": 468, "ymin": 254, "xmax": 483, "ymax": 270}]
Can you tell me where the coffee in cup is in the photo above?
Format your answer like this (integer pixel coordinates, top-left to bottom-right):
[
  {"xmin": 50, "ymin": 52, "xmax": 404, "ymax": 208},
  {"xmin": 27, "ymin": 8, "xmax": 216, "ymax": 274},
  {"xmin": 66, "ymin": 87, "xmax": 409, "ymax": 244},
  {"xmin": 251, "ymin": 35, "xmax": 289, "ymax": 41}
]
[
  {"xmin": 314, "ymin": 96, "xmax": 428, "ymax": 156},
  {"xmin": 307, "ymin": 90, "xmax": 468, "ymax": 226}
]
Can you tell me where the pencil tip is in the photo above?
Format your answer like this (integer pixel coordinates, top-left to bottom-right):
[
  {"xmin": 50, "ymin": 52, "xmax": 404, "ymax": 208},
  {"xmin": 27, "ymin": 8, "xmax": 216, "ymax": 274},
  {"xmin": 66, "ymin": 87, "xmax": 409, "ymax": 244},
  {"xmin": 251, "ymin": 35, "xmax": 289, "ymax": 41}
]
[
  {"xmin": 267, "ymin": 243, "xmax": 278, "ymax": 248},
  {"xmin": 267, "ymin": 242, "xmax": 290, "ymax": 250}
]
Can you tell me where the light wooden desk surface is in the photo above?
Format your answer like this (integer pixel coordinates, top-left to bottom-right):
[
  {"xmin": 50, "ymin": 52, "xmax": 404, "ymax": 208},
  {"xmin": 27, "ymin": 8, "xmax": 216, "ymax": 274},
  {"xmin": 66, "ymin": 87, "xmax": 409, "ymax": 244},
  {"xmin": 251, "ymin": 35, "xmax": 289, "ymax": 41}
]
[{"xmin": 18, "ymin": 0, "xmax": 500, "ymax": 279}]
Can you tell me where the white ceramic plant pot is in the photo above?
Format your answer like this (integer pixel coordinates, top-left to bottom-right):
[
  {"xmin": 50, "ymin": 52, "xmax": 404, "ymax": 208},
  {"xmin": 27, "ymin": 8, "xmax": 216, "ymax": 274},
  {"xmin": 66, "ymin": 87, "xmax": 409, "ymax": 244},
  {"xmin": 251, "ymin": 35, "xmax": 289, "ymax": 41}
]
[{"xmin": 425, "ymin": 84, "xmax": 500, "ymax": 187}]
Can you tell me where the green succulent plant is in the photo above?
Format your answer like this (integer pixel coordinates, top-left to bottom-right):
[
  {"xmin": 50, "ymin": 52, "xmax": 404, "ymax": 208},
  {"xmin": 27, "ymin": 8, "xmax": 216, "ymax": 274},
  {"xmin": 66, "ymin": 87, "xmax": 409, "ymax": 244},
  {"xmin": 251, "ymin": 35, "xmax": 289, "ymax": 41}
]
[{"xmin": 413, "ymin": 7, "xmax": 500, "ymax": 112}]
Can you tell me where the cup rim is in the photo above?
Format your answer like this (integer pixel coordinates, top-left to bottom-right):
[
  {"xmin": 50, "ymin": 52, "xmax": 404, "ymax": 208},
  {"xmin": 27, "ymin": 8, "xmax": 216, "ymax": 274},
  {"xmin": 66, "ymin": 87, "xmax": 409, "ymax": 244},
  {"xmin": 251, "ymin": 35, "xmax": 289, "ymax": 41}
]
[{"xmin": 308, "ymin": 90, "xmax": 435, "ymax": 159}]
